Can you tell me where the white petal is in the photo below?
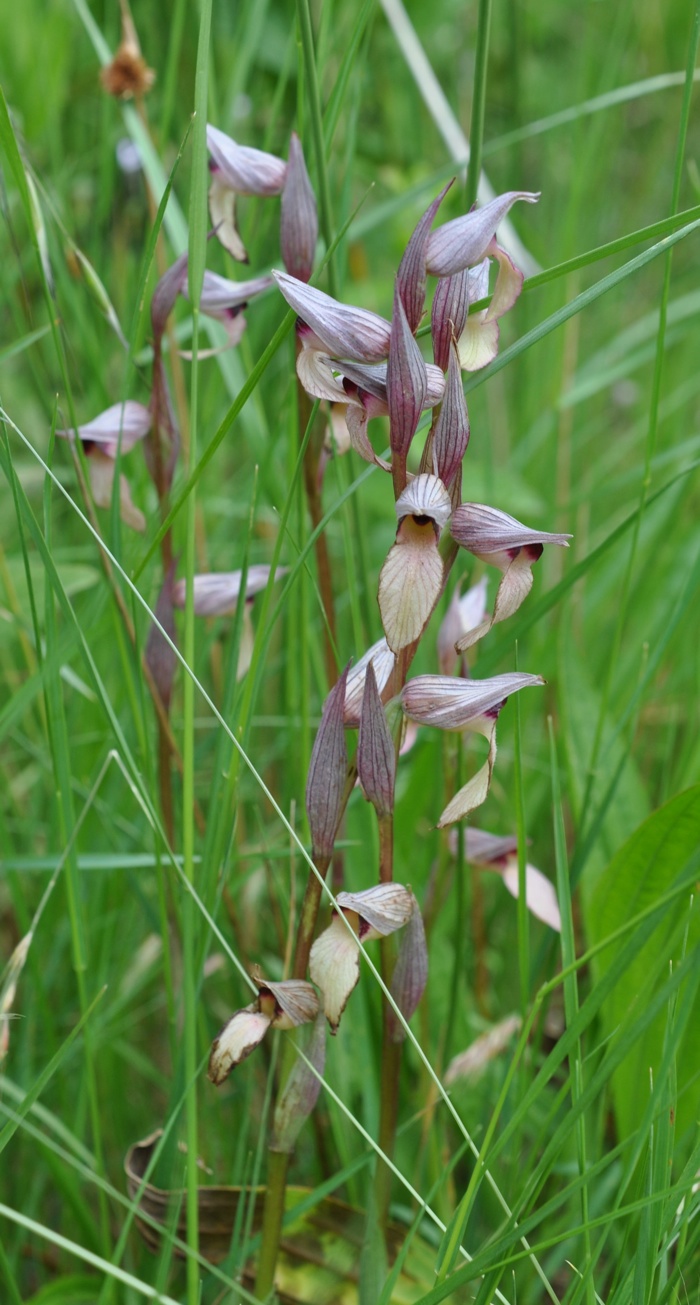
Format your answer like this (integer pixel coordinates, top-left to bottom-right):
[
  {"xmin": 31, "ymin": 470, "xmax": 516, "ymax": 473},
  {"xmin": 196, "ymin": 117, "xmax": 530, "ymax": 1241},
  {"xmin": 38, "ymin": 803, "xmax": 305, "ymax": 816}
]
[
  {"xmin": 172, "ymin": 566, "xmax": 278, "ymax": 616},
  {"xmin": 456, "ymin": 551, "xmax": 535, "ymax": 652},
  {"xmin": 437, "ymin": 724, "xmax": 497, "ymax": 826},
  {"xmin": 500, "ymin": 859, "xmax": 562, "ymax": 931},
  {"xmin": 337, "ymin": 883, "xmax": 414, "ymax": 938},
  {"xmin": 208, "ymin": 1007, "xmax": 271, "ymax": 1084},
  {"xmin": 458, "ymin": 317, "xmax": 500, "ymax": 372},
  {"xmin": 209, "ymin": 175, "xmax": 247, "ymax": 261},
  {"xmin": 57, "ymin": 401, "xmax": 151, "ymax": 456},
  {"xmin": 296, "ymin": 348, "xmax": 349, "ymax": 404},
  {"xmin": 437, "ymin": 576, "xmax": 489, "ymax": 675},
  {"xmin": 344, "ymin": 638, "xmax": 396, "ymax": 727},
  {"xmin": 309, "ymin": 917, "xmax": 360, "ymax": 1034},
  {"xmin": 345, "ymin": 403, "xmax": 392, "ymax": 472},
  {"xmin": 378, "ymin": 517, "xmax": 444, "ymax": 653},
  {"xmin": 451, "ymin": 503, "xmax": 571, "ymax": 557},
  {"xmin": 236, "ymin": 608, "xmax": 255, "ymax": 681},
  {"xmin": 485, "ymin": 243, "xmax": 524, "ymax": 322}
]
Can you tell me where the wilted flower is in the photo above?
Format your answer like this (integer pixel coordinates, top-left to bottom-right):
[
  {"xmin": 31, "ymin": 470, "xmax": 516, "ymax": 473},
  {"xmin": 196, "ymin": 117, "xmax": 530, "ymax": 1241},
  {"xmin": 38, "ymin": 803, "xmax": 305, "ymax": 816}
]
[
  {"xmin": 425, "ymin": 191, "xmax": 540, "ymax": 279},
  {"xmin": 450, "ymin": 504, "xmax": 571, "ymax": 649},
  {"xmin": 57, "ymin": 401, "xmax": 151, "ymax": 531},
  {"xmin": 400, "ymin": 673, "xmax": 544, "ymax": 823},
  {"xmin": 207, "ymin": 124, "xmax": 287, "ymax": 261},
  {"xmin": 464, "ymin": 827, "xmax": 561, "ymax": 930},
  {"xmin": 280, "ymin": 133, "xmax": 318, "ymax": 282},
  {"xmin": 208, "ymin": 973, "xmax": 319, "ymax": 1085},
  {"xmin": 310, "ymin": 884, "xmax": 416, "ymax": 1033}
]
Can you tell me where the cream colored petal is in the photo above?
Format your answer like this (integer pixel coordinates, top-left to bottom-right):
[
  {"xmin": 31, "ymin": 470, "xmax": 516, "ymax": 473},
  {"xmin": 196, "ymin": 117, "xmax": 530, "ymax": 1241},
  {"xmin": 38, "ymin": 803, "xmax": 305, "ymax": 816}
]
[
  {"xmin": 437, "ymin": 576, "xmax": 489, "ymax": 675},
  {"xmin": 456, "ymin": 551, "xmax": 535, "ymax": 652},
  {"xmin": 485, "ymin": 242, "xmax": 524, "ymax": 322},
  {"xmin": 209, "ymin": 175, "xmax": 247, "ymax": 261},
  {"xmin": 458, "ymin": 316, "xmax": 500, "ymax": 372},
  {"xmin": 325, "ymin": 403, "xmax": 352, "ymax": 456},
  {"xmin": 337, "ymin": 883, "xmax": 414, "ymax": 938},
  {"xmin": 500, "ymin": 858, "xmax": 562, "ymax": 931},
  {"xmin": 207, "ymin": 1007, "xmax": 271, "ymax": 1084},
  {"xmin": 437, "ymin": 723, "xmax": 497, "ymax": 826},
  {"xmin": 379, "ymin": 517, "xmax": 444, "ymax": 653},
  {"xmin": 309, "ymin": 916, "xmax": 360, "ymax": 1034},
  {"xmin": 89, "ymin": 453, "xmax": 145, "ymax": 532},
  {"xmin": 296, "ymin": 347, "xmax": 349, "ymax": 404}
]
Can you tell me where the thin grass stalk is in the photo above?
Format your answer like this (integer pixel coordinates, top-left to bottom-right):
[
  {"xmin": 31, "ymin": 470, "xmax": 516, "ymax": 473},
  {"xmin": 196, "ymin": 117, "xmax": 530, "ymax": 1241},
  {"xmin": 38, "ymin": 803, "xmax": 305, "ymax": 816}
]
[
  {"xmin": 513, "ymin": 646, "xmax": 530, "ymax": 1015},
  {"xmin": 465, "ymin": 0, "xmax": 493, "ymax": 210},
  {"xmin": 578, "ymin": 0, "xmax": 700, "ymax": 828}
]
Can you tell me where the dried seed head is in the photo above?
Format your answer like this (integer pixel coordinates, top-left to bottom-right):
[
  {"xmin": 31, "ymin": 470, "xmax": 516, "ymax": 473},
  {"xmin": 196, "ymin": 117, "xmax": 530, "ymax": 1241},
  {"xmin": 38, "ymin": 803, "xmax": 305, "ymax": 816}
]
[{"xmin": 100, "ymin": 2, "xmax": 155, "ymax": 100}]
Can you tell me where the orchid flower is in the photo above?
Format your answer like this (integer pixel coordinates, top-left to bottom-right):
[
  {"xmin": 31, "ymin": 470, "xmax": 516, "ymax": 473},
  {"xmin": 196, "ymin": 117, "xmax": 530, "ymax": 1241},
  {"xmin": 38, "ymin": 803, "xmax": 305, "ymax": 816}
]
[
  {"xmin": 464, "ymin": 828, "xmax": 561, "ymax": 930},
  {"xmin": 378, "ymin": 474, "xmax": 452, "ymax": 653},
  {"xmin": 309, "ymin": 884, "xmax": 419, "ymax": 1033},
  {"xmin": 450, "ymin": 504, "xmax": 571, "ymax": 649},
  {"xmin": 57, "ymin": 401, "xmax": 151, "ymax": 531},
  {"xmin": 208, "ymin": 973, "xmax": 319, "ymax": 1085},
  {"xmin": 400, "ymin": 673, "xmax": 544, "ymax": 822},
  {"xmin": 171, "ymin": 565, "xmax": 282, "ymax": 680},
  {"xmin": 207, "ymin": 124, "xmax": 286, "ymax": 261}
]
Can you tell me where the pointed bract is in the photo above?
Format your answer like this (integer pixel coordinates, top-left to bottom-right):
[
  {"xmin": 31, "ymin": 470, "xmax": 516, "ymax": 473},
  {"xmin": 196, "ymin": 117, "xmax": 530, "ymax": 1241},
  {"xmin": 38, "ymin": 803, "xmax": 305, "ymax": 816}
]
[
  {"xmin": 425, "ymin": 191, "xmax": 540, "ymax": 278},
  {"xmin": 344, "ymin": 638, "xmax": 396, "ymax": 727},
  {"xmin": 145, "ymin": 564, "xmax": 178, "ymax": 710},
  {"xmin": 432, "ymin": 343, "xmax": 470, "ymax": 487},
  {"xmin": 305, "ymin": 664, "xmax": 350, "ymax": 858},
  {"xmin": 357, "ymin": 661, "xmax": 396, "ymax": 818},
  {"xmin": 281, "ymin": 133, "xmax": 318, "ymax": 282},
  {"xmin": 431, "ymin": 268, "xmax": 470, "ymax": 371},
  {"xmin": 396, "ymin": 181, "xmax": 453, "ymax": 332},
  {"xmin": 387, "ymin": 897, "xmax": 428, "ymax": 1041},
  {"xmin": 387, "ymin": 286, "xmax": 428, "ymax": 461},
  {"xmin": 271, "ymin": 1013, "xmax": 326, "ymax": 1152}
]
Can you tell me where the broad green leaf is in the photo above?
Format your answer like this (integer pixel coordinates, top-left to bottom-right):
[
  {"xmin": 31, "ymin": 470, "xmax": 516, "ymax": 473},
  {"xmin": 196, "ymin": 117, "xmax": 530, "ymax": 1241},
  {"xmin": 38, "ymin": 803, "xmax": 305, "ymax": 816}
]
[{"xmin": 589, "ymin": 786, "xmax": 700, "ymax": 1141}]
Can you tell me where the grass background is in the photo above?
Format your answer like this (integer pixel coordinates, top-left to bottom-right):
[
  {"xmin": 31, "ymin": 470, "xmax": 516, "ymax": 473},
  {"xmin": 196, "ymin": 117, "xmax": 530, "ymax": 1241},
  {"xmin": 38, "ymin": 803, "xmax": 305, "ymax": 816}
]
[{"xmin": 1, "ymin": 0, "xmax": 699, "ymax": 1301}]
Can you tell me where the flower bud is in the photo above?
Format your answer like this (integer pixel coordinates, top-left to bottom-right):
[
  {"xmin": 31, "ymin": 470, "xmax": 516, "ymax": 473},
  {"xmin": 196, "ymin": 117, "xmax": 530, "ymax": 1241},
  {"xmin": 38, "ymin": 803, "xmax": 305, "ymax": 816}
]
[
  {"xmin": 281, "ymin": 133, "xmax": 318, "ymax": 282},
  {"xmin": 306, "ymin": 665, "xmax": 350, "ymax": 858},
  {"xmin": 357, "ymin": 661, "xmax": 396, "ymax": 818}
]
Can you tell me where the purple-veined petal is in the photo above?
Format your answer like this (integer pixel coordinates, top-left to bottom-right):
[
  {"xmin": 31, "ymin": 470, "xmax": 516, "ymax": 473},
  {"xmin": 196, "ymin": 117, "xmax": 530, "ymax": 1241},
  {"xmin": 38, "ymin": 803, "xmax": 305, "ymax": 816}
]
[
  {"xmin": 451, "ymin": 503, "xmax": 571, "ymax": 563},
  {"xmin": 465, "ymin": 827, "xmax": 518, "ymax": 864},
  {"xmin": 196, "ymin": 270, "xmax": 274, "ymax": 314},
  {"xmin": 425, "ymin": 191, "xmax": 540, "ymax": 278},
  {"xmin": 273, "ymin": 270, "xmax": 392, "ymax": 363},
  {"xmin": 395, "ymin": 473, "xmax": 452, "ymax": 529},
  {"xmin": 378, "ymin": 517, "xmax": 444, "ymax": 653},
  {"xmin": 281, "ymin": 133, "xmax": 318, "ymax": 282},
  {"xmin": 206, "ymin": 124, "xmax": 287, "ymax": 196},
  {"xmin": 387, "ymin": 286, "xmax": 428, "ymax": 462},
  {"xmin": 57, "ymin": 401, "xmax": 152, "ymax": 458},
  {"xmin": 305, "ymin": 664, "xmax": 350, "ymax": 858},
  {"xmin": 171, "ymin": 565, "xmax": 279, "ymax": 616},
  {"xmin": 387, "ymin": 897, "xmax": 428, "ymax": 1041},
  {"xmin": 309, "ymin": 915, "xmax": 360, "ymax": 1034},
  {"xmin": 151, "ymin": 252, "xmax": 188, "ymax": 337},
  {"xmin": 208, "ymin": 1006, "xmax": 271, "ymax": 1084},
  {"xmin": 437, "ymin": 576, "xmax": 489, "ymax": 676},
  {"xmin": 345, "ymin": 403, "xmax": 392, "ymax": 472},
  {"xmin": 357, "ymin": 661, "xmax": 396, "ymax": 818},
  {"xmin": 432, "ymin": 342, "xmax": 470, "ymax": 486},
  {"xmin": 444, "ymin": 1013, "xmax": 522, "ymax": 1086},
  {"xmin": 336, "ymin": 883, "xmax": 415, "ymax": 938},
  {"xmin": 344, "ymin": 638, "xmax": 396, "ymax": 727},
  {"xmin": 271, "ymin": 1013, "xmax": 326, "ymax": 1152},
  {"xmin": 401, "ymin": 672, "xmax": 544, "ymax": 731},
  {"xmin": 396, "ymin": 181, "xmax": 453, "ymax": 333},
  {"xmin": 88, "ymin": 452, "xmax": 145, "ymax": 532},
  {"xmin": 431, "ymin": 268, "xmax": 470, "ymax": 372},
  {"xmin": 209, "ymin": 174, "xmax": 247, "ymax": 261}
]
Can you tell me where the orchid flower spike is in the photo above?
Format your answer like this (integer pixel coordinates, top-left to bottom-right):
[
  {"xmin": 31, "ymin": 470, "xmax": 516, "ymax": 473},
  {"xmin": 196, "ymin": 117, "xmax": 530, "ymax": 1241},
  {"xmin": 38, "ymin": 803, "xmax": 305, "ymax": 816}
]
[
  {"xmin": 57, "ymin": 401, "xmax": 151, "ymax": 531},
  {"xmin": 400, "ymin": 672, "xmax": 544, "ymax": 823},
  {"xmin": 450, "ymin": 504, "xmax": 571, "ymax": 649},
  {"xmin": 310, "ymin": 884, "xmax": 415, "ymax": 1033},
  {"xmin": 464, "ymin": 828, "xmax": 561, "ymax": 930},
  {"xmin": 208, "ymin": 973, "xmax": 319, "ymax": 1085},
  {"xmin": 207, "ymin": 124, "xmax": 287, "ymax": 261}
]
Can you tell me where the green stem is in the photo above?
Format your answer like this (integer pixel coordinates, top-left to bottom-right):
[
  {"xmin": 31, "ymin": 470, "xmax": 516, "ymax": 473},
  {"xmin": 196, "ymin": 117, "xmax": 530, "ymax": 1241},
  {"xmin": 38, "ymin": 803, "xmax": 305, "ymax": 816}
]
[
  {"xmin": 375, "ymin": 812, "xmax": 400, "ymax": 1229},
  {"xmin": 465, "ymin": 0, "xmax": 493, "ymax": 209}
]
